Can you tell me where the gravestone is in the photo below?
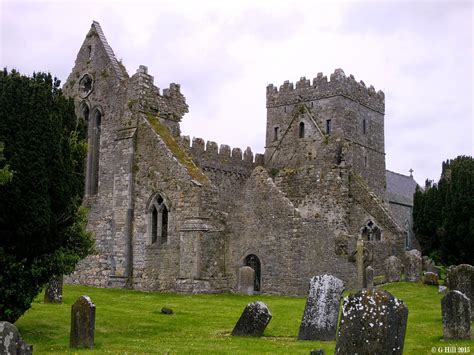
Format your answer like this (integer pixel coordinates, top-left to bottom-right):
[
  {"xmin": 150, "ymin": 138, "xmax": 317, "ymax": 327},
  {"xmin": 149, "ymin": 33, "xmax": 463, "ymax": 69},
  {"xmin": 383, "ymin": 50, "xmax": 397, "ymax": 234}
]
[
  {"xmin": 441, "ymin": 290, "xmax": 471, "ymax": 340},
  {"xmin": 298, "ymin": 274, "xmax": 344, "ymax": 341},
  {"xmin": 446, "ymin": 264, "xmax": 474, "ymax": 320},
  {"xmin": 439, "ymin": 286, "xmax": 447, "ymax": 294},
  {"xmin": 310, "ymin": 350, "xmax": 325, "ymax": 355},
  {"xmin": 0, "ymin": 321, "xmax": 33, "ymax": 355},
  {"xmin": 335, "ymin": 289, "xmax": 408, "ymax": 355},
  {"xmin": 422, "ymin": 256, "xmax": 438, "ymax": 274},
  {"xmin": 238, "ymin": 266, "xmax": 255, "ymax": 295},
  {"xmin": 423, "ymin": 272, "xmax": 439, "ymax": 286},
  {"xmin": 161, "ymin": 307, "xmax": 173, "ymax": 315},
  {"xmin": 404, "ymin": 251, "xmax": 422, "ymax": 282},
  {"xmin": 365, "ymin": 266, "xmax": 374, "ymax": 290},
  {"xmin": 231, "ymin": 301, "xmax": 272, "ymax": 337},
  {"xmin": 384, "ymin": 255, "xmax": 402, "ymax": 282},
  {"xmin": 44, "ymin": 275, "xmax": 63, "ymax": 303},
  {"xmin": 70, "ymin": 295, "xmax": 96, "ymax": 348}
]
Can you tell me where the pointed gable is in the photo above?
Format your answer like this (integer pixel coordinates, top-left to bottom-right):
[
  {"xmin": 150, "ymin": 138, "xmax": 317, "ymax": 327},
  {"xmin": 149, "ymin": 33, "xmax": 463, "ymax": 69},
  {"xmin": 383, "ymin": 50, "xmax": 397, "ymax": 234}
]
[
  {"xmin": 64, "ymin": 21, "xmax": 128, "ymax": 93},
  {"xmin": 91, "ymin": 21, "xmax": 126, "ymax": 81}
]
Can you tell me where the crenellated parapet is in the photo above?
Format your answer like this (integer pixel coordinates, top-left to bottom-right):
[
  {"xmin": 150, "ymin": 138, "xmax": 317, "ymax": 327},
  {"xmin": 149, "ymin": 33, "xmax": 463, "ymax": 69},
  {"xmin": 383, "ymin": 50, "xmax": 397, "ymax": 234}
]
[
  {"xmin": 180, "ymin": 136, "xmax": 263, "ymax": 178},
  {"xmin": 130, "ymin": 65, "xmax": 188, "ymax": 122},
  {"xmin": 266, "ymin": 69, "xmax": 385, "ymax": 113}
]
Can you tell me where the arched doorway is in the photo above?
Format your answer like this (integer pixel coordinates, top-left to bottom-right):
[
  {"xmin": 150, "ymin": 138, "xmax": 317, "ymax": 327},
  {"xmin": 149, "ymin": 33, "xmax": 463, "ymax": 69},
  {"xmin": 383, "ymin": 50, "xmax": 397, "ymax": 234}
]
[{"xmin": 244, "ymin": 254, "xmax": 261, "ymax": 292}]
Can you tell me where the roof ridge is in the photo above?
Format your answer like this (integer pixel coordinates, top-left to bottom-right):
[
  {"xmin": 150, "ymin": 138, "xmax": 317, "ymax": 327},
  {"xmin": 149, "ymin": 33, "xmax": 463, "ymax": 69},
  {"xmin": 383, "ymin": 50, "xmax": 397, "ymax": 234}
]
[{"xmin": 386, "ymin": 169, "xmax": 413, "ymax": 179}]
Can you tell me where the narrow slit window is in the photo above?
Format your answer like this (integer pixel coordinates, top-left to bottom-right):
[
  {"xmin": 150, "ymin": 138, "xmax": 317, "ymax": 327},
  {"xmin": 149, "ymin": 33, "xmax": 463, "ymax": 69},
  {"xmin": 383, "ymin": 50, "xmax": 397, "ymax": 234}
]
[
  {"xmin": 86, "ymin": 109, "xmax": 101, "ymax": 195},
  {"xmin": 363, "ymin": 119, "xmax": 367, "ymax": 134},
  {"xmin": 364, "ymin": 154, "xmax": 368, "ymax": 167},
  {"xmin": 299, "ymin": 122, "xmax": 305, "ymax": 138},
  {"xmin": 273, "ymin": 127, "xmax": 279, "ymax": 141},
  {"xmin": 326, "ymin": 119, "xmax": 332, "ymax": 135}
]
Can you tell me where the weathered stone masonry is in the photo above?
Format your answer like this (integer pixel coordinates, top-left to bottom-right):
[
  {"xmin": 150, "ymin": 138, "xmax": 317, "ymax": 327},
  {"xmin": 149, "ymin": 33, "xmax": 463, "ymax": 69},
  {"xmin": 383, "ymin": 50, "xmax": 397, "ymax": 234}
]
[{"xmin": 64, "ymin": 21, "xmax": 411, "ymax": 295}]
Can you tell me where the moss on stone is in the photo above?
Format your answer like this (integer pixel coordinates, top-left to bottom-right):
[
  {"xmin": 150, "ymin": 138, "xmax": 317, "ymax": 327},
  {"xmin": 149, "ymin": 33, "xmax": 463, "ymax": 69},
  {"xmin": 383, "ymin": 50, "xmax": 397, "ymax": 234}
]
[{"xmin": 146, "ymin": 114, "xmax": 208, "ymax": 184}]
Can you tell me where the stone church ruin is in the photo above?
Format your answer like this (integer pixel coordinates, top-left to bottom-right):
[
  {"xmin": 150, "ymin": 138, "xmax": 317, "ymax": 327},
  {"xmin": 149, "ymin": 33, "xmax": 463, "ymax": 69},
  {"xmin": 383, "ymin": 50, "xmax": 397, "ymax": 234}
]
[{"xmin": 64, "ymin": 21, "xmax": 417, "ymax": 295}]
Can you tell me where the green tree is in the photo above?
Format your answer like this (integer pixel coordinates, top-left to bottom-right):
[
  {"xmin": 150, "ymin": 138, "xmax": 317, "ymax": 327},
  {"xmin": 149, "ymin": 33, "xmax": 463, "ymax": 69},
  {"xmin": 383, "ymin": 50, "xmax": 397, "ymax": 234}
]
[
  {"xmin": 413, "ymin": 156, "xmax": 474, "ymax": 265},
  {"xmin": 0, "ymin": 69, "xmax": 94, "ymax": 323},
  {"xmin": 0, "ymin": 142, "xmax": 13, "ymax": 184}
]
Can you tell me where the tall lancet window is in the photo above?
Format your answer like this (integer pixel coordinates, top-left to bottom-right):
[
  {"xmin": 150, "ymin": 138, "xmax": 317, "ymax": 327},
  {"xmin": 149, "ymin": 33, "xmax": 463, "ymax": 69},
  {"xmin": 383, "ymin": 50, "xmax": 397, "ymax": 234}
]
[
  {"xmin": 148, "ymin": 194, "xmax": 169, "ymax": 245},
  {"xmin": 86, "ymin": 107, "xmax": 101, "ymax": 195}
]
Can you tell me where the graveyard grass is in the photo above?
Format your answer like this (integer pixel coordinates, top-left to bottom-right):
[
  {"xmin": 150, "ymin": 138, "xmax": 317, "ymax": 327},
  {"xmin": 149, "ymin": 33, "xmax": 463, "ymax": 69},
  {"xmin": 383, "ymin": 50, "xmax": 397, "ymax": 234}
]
[{"xmin": 16, "ymin": 283, "xmax": 473, "ymax": 354}]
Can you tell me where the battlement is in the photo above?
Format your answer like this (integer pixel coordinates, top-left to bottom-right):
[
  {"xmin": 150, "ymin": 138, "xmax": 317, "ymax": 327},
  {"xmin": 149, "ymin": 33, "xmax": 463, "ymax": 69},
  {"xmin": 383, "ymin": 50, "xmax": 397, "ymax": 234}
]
[
  {"xmin": 180, "ymin": 136, "xmax": 263, "ymax": 177},
  {"xmin": 266, "ymin": 69, "xmax": 385, "ymax": 113},
  {"xmin": 130, "ymin": 65, "xmax": 188, "ymax": 122}
]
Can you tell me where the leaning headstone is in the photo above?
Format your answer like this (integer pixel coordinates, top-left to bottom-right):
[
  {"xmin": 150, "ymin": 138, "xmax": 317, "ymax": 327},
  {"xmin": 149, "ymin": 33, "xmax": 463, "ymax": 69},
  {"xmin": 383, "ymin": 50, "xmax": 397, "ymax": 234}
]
[
  {"xmin": 365, "ymin": 266, "xmax": 374, "ymax": 290},
  {"xmin": 70, "ymin": 295, "xmax": 96, "ymax": 348},
  {"xmin": 0, "ymin": 321, "xmax": 33, "ymax": 355},
  {"xmin": 423, "ymin": 272, "xmax": 439, "ymax": 286},
  {"xmin": 238, "ymin": 266, "xmax": 255, "ymax": 295},
  {"xmin": 231, "ymin": 301, "xmax": 272, "ymax": 337},
  {"xmin": 298, "ymin": 274, "xmax": 345, "ymax": 341},
  {"xmin": 44, "ymin": 275, "xmax": 63, "ymax": 303},
  {"xmin": 446, "ymin": 264, "xmax": 474, "ymax": 320},
  {"xmin": 404, "ymin": 251, "xmax": 422, "ymax": 282},
  {"xmin": 335, "ymin": 289, "xmax": 408, "ymax": 355},
  {"xmin": 384, "ymin": 255, "xmax": 402, "ymax": 282},
  {"xmin": 441, "ymin": 290, "xmax": 471, "ymax": 340}
]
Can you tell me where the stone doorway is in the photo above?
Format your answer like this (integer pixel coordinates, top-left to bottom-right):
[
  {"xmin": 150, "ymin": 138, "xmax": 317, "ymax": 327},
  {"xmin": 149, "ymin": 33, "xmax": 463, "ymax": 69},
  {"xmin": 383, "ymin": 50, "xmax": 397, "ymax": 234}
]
[{"xmin": 244, "ymin": 254, "xmax": 261, "ymax": 292}]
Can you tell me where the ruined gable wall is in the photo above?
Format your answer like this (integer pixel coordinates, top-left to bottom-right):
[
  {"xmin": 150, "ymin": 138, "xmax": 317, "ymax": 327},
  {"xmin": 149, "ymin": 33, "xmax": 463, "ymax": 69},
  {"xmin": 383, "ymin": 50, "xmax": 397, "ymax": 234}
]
[
  {"xmin": 63, "ymin": 24, "xmax": 132, "ymax": 287},
  {"xmin": 226, "ymin": 167, "xmax": 358, "ymax": 295}
]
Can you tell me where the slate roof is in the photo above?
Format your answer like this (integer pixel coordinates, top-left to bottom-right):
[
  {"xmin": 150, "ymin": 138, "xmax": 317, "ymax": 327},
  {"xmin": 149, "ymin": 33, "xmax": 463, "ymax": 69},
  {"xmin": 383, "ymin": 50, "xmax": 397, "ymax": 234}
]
[{"xmin": 386, "ymin": 170, "xmax": 419, "ymax": 207}]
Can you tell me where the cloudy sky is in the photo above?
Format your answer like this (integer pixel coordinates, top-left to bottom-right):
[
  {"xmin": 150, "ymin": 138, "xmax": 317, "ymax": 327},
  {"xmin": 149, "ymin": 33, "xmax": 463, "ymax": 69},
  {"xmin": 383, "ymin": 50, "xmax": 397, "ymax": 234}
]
[{"xmin": 1, "ymin": 0, "xmax": 472, "ymax": 184}]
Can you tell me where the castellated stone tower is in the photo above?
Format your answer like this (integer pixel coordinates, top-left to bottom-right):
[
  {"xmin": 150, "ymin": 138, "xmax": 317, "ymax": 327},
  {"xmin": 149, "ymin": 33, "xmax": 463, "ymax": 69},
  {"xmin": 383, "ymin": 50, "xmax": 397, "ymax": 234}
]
[
  {"xmin": 265, "ymin": 69, "xmax": 386, "ymax": 200},
  {"xmin": 63, "ymin": 21, "xmax": 407, "ymax": 295}
]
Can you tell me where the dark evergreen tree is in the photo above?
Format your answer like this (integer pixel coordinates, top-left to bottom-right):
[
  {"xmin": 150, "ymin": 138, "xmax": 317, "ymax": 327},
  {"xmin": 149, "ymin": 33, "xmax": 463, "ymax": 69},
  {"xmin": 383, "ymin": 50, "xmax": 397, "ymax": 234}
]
[
  {"xmin": 0, "ymin": 69, "xmax": 93, "ymax": 322},
  {"xmin": 413, "ymin": 156, "xmax": 474, "ymax": 265}
]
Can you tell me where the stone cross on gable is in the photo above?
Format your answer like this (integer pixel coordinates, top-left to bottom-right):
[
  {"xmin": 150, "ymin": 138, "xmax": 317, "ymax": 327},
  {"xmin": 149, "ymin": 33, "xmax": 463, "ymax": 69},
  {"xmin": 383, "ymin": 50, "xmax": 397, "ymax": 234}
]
[{"xmin": 409, "ymin": 168, "xmax": 414, "ymax": 177}]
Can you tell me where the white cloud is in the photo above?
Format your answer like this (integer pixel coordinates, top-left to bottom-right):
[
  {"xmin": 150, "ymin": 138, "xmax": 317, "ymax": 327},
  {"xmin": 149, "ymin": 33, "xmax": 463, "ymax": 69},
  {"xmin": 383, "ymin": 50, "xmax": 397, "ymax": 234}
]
[{"xmin": 1, "ymin": 0, "xmax": 472, "ymax": 184}]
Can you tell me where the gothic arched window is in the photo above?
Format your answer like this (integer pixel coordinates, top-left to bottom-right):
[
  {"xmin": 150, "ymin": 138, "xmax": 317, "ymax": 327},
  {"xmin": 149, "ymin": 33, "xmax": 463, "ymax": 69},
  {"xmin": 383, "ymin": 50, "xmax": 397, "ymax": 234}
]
[{"xmin": 148, "ymin": 194, "xmax": 169, "ymax": 245}]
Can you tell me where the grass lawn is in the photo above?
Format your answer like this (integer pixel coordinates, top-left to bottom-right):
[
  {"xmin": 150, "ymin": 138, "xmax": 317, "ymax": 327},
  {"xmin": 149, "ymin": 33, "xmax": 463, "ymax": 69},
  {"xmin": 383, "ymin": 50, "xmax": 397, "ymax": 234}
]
[{"xmin": 15, "ymin": 282, "xmax": 473, "ymax": 354}]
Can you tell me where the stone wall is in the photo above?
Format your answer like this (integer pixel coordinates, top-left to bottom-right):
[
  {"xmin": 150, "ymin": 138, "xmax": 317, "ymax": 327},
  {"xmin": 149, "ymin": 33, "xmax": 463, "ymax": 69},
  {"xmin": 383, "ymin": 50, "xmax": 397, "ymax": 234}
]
[{"xmin": 226, "ymin": 167, "xmax": 357, "ymax": 295}]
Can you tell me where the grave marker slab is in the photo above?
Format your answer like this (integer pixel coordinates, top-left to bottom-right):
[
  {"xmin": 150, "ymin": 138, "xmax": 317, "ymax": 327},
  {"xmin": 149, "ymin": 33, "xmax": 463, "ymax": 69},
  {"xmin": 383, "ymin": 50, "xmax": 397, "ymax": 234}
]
[
  {"xmin": 0, "ymin": 321, "xmax": 32, "ymax": 355},
  {"xmin": 238, "ymin": 266, "xmax": 255, "ymax": 295},
  {"xmin": 441, "ymin": 290, "xmax": 471, "ymax": 340},
  {"xmin": 335, "ymin": 289, "xmax": 408, "ymax": 355},
  {"xmin": 298, "ymin": 274, "xmax": 344, "ymax": 341},
  {"xmin": 384, "ymin": 255, "xmax": 402, "ymax": 283},
  {"xmin": 231, "ymin": 301, "xmax": 272, "ymax": 337},
  {"xmin": 44, "ymin": 275, "xmax": 63, "ymax": 303},
  {"xmin": 446, "ymin": 264, "xmax": 474, "ymax": 320},
  {"xmin": 70, "ymin": 295, "xmax": 96, "ymax": 348}
]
